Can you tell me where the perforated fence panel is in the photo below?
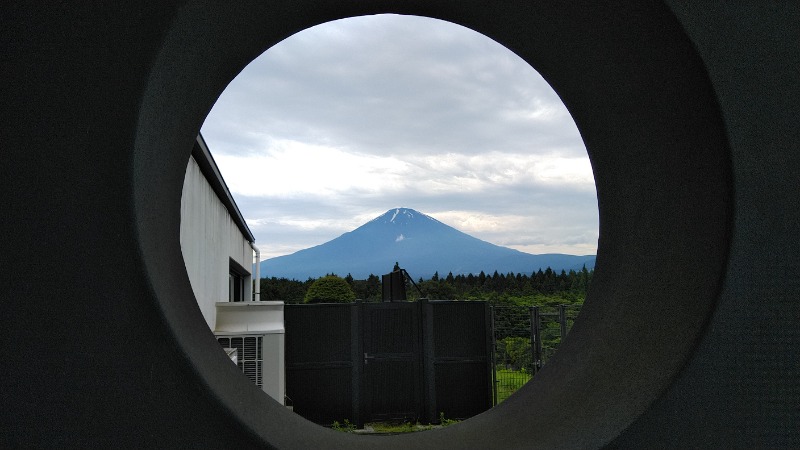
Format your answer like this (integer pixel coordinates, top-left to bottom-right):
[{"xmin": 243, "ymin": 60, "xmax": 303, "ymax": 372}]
[
  {"xmin": 362, "ymin": 302, "xmax": 422, "ymax": 422},
  {"xmin": 285, "ymin": 304, "xmax": 359, "ymax": 426},
  {"xmin": 427, "ymin": 301, "xmax": 492, "ymax": 420},
  {"xmin": 284, "ymin": 301, "xmax": 492, "ymax": 427}
]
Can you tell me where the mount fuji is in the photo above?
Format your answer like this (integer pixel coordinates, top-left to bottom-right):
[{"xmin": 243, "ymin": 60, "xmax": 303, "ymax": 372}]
[{"xmin": 259, "ymin": 208, "xmax": 595, "ymax": 280}]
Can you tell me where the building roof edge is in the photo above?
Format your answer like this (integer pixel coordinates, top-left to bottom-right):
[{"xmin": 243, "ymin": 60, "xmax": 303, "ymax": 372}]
[{"xmin": 191, "ymin": 134, "xmax": 256, "ymax": 243}]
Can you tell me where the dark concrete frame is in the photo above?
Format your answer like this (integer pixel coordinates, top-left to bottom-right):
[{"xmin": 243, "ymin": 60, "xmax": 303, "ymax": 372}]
[{"xmin": 2, "ymin": 2, "xmax": 798, "ymax": 448}]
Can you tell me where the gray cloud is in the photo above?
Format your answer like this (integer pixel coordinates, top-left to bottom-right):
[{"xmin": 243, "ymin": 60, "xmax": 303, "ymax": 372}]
[{"xmin": 201, "ymin": 14, "xmax": 597, "ymax": 260}]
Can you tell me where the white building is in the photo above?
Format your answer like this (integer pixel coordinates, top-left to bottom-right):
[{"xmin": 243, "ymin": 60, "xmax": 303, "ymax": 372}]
[{"xmin": 180, "ymin": 134, "xmax": 285, "ymax": 405}]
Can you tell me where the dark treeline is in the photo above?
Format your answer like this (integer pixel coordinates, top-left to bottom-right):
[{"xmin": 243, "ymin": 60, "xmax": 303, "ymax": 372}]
[{"xmin": 260, "ymin": 266, "xmax": 593, "ymax": 305}]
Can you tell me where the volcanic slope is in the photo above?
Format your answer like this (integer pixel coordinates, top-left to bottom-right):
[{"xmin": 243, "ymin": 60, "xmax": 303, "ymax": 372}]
[{"xmin": 260, "ymin": 208, "xmax": 595, "ymax": 280}]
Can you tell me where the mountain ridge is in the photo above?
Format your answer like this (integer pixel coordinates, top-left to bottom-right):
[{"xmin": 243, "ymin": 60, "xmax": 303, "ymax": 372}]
[{"xmin": 260, "ymin": 208, "xmax": 595, "ymax": 280}]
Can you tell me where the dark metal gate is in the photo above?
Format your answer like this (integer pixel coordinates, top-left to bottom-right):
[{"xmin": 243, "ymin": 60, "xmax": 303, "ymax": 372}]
[
  {"xmin": 285, "ymin": 300, "xmax": 491, "ymax": 427},
  {"xmin": 284, "ymin": 304, "xmax": 360, "ymax": 426},
  {"xmin": 362, "ymin": 302, "xmax": 422, "ymax": 422},
  {"xmin": 425, "ymin": 301, "xmax": 493, "ymax": 421}
]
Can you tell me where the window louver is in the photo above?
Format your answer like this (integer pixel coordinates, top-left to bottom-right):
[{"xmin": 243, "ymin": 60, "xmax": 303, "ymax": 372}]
[{"xmin": 217, "ymin": 335, "xmax": 263, "ymax": 388}]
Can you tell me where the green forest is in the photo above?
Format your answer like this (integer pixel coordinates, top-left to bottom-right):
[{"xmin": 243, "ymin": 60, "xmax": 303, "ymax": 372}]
[{"xmin": 259, "ymin": 265, "xmax": 593, "ymax": 307}]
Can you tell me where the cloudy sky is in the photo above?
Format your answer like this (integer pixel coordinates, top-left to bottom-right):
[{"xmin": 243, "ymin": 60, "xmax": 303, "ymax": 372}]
[{"xmin": 200, "ymin": 14, "xmax": 598, "ymax": 261}]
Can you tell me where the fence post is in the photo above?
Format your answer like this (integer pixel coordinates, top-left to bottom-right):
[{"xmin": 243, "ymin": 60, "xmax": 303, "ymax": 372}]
[
  {"xmin": 558, "ymin": 304, "xmax": 568, "ymax": 340},
  {"xmin": 530, "ymin": 306, "xmax": 542, "ymax": 373},
  {"xmin": 490, "ymin": 306, "xmax": 498, "ymax": 406},
  {"xmin": 351, "ymin": 301, "xmax": 362, "ymax": 428},
  {"xmin": 419, "ymin": 299, "xmax": 437, "ymax": 424}
]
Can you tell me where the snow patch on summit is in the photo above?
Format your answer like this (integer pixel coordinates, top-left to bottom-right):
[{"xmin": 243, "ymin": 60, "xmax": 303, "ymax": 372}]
[{"xmin": 388, "ymin": 207, "xmax": 416, "ymax": 223}]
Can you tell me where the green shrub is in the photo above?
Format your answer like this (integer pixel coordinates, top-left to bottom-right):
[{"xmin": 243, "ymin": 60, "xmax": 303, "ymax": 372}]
[
  {"xmin": 438, "ymin": 412, "xmax": 459, "ymax": 427},
  {"xmin": 499, "ymin": 336, "xmax": 532, "ymax": 372},
  {"xmin": 304, "ymin": 275, "xmax": 356, "ymax": 303},
  {"xmin": 331, "ymin": 419, "xmax": 356, "ymax": 432}
]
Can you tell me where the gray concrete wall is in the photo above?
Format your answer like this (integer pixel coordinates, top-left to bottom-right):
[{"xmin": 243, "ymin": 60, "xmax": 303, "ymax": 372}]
[{"xmin": 1, "ymin": 2, "xmax": 797, "ymax": 448}]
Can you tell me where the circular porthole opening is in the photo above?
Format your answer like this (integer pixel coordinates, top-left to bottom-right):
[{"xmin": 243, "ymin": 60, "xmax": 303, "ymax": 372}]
[
  {"xmin": 134, "ymin": 3, "xmax": 731, "ymax": 448},
  {"xmin": 186, "ymin": 13, "xmax": 597, "ymax": 430}
]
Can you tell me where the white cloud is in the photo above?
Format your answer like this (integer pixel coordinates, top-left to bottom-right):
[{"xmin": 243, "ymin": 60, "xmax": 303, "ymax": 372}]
[
  {"xmin": 217, "ymin": 147, "xmax": 594, "ymax": 202},
  {"xmin": 213, "ymin": 139, "xmax": 412, "ymax": 199},
  {"xmin": 200, "ymin": 14, "xmax": 598, "ymax": 260}
]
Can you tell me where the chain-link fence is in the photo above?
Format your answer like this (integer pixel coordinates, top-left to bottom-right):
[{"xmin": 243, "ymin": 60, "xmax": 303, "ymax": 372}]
[{"xmin": 490, "ymin": 305, "xmax": 581, "ymax": 405}]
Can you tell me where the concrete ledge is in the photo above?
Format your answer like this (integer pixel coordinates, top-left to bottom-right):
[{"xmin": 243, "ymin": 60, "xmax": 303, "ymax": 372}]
[{"xmin": 215, "ymin": 301, "xmax": 285, "ymax": 333}]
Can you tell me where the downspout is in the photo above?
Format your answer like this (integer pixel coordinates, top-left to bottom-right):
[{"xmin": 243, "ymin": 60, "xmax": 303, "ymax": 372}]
[{"xmin": 251, "ymin": 242, "xmax": 261, "ymax": 301}]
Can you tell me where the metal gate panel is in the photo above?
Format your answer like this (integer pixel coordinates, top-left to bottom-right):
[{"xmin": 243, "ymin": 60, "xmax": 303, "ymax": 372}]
[
  {"xmin": 361, "ymin": 302, "xmax": 422, "ymax": 422},
  {"xmin": 427, "ymin": 301, "xmax": 492, "ymax": 420},
  {"xmin": 284, "ymin": 301, "xmax": 492, "ymax": 427},
  {"xmin": 285, "ymin": 304, "xmax": 360, "ymax": 426}
]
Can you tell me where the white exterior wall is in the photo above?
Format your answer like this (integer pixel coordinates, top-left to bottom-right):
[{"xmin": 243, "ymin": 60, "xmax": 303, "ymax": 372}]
[{"xmin": 180, "ymin": 156, "xmax": 253, "ymax": 330}]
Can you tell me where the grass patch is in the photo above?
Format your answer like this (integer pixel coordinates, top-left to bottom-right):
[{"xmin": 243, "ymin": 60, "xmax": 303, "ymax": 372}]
[
  {"xmin": 360, "ymin": 414, "xmax": 460, "ymax": 434},
  {"xmin": 367, "ymin": 421, "xmax": 428, "ymax": 434}
]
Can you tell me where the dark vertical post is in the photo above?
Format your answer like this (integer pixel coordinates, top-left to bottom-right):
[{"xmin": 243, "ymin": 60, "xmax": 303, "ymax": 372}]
[
  {"xmin": 559, "ymin": 304, "xmax": 568, "ymax": 340},
  {"xmin": 382, "ymin": 271, "xmax": 407, "ymax": 302},
  {"xmin": 490, "ymin": 306, "xmax": 498, "ymax": 406},
  {"xmin": 351, "ymin": 301, "xmax": 362, "ymax": 428},
  {"xmin": 419, "ymin": 299, "xmax": 436, "ymax": 424},
  {"xmin": 530, "ymin": 306, "xmax": 542, "ymax": 373}
]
